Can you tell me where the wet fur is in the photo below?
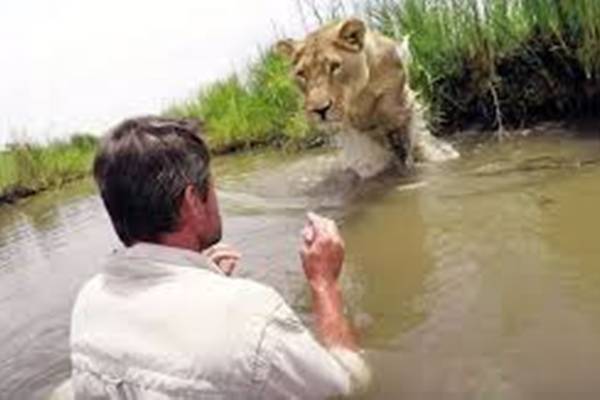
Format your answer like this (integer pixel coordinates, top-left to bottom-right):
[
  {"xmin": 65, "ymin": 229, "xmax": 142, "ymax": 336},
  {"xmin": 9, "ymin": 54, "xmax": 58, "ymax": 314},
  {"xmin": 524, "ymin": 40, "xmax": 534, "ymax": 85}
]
[{"xmin": 276, "ymin": 18, "xmax": 458, "ymax": 177}]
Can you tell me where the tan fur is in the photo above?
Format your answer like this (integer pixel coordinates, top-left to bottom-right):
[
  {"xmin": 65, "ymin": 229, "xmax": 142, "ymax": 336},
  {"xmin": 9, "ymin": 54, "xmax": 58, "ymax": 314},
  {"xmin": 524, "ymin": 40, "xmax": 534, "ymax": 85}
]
[{"xmin": 276, "ymin": 18, "xmax": 458, "ymax": 175}]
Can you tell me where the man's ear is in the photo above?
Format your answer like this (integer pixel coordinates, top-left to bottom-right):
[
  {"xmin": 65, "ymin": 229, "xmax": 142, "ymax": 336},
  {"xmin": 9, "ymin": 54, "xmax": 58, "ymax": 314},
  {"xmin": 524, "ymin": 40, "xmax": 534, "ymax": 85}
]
[
  {"xmin": 337, "ymin": 18, "xmax": 366, "ymax": 52},
  {"xmin": 181, "ymin": 184, "xmax": 204, "ymax": 218},
  {"xmin": 274, "ymin": 39, "xmax": 297, "ymax": 59}
]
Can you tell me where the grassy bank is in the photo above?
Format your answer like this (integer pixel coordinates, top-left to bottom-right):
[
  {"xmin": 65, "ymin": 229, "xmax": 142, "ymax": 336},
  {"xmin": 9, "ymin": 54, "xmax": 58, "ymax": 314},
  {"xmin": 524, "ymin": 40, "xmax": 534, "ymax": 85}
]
[
  {"xmin": 368, "ymin": 0, "xmax": 600, "ymax": 132},
  {"xmin": 0, "ymin": 135, "xmax": 97, "ymax": 204},
  {"xmin": 4, "ymin": 0, "xmax": 599, "ymax": 204},
  {"xmin": 166, "ymin": 52, "xmax": 324, "ymax": 153},
  {"xmin": 169, "ymin": 0, "xmax": 600, "ymax": 138}
]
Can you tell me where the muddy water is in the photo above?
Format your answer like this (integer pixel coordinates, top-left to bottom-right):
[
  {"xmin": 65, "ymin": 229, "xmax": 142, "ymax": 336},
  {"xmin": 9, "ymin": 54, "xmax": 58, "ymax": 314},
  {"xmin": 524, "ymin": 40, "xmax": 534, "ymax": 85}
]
[{"xmin": 1, "ymin": 129, "xmax": 600, "ymax": 399}]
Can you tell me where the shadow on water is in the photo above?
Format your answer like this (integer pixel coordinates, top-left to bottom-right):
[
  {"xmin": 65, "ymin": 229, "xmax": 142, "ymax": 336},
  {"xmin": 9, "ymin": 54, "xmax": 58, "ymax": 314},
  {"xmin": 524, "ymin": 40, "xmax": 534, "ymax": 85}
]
[{"xmin": 2, "ymin": 127, "xmax": 600, "ymax": 399}]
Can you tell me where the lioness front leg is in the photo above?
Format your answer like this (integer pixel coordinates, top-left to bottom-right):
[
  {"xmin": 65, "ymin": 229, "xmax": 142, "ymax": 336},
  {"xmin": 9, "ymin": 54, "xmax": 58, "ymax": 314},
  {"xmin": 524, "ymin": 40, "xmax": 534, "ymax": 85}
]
[
  {"xmin": 371, "ymin": 89, "xmax": 415, "ymax": 169},
  {"xmin": 386, "ymin": 129, "xmax": 414, "ymax": 171}
]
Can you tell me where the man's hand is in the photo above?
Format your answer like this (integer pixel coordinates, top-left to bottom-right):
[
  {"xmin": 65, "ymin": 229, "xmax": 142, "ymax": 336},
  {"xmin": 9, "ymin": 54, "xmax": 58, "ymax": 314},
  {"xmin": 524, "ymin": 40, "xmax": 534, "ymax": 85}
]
[
  {"xmin": 299, "ymin": 212, "xmax": 357, "ymax": 352},
  {"xmin": 300, "ymin": 212, "xmax": 345, "ymax": 292},
  {"xmin": 204, "ymin": 243, "xmax": 241, "ymax": 276}
]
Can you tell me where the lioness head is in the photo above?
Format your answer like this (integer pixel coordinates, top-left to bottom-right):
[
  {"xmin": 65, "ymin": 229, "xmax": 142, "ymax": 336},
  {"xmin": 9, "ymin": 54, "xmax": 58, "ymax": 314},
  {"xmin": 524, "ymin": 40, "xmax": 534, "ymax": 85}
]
[{"xmin": 276, "ymin": 19, "xmax": 370, "ymax": 126}]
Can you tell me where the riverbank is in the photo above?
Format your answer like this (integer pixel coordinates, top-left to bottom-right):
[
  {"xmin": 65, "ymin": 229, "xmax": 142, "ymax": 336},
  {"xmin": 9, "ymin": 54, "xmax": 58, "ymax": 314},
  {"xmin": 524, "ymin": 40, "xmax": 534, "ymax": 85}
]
[
  {"xmin": 165, "ymin": 51, "xmax": 325, "ymax": 153},
  {"xmin": 3, "ymin": 0, "xmax": 599, "ymax": 205},
  {"xmin": 0, "ymin": 129, "xmax": 324, "ymax": 206},
  {"xmin": 0, "ymin": 135, "xmax": 97, "ymax": 205},
  {"xmin": 371, "ymin": 0, "xmax": 600, "ymax": 132},
  {"xmin": 169, "ymin": 0, "xmax": 599, "ymax": 135}
]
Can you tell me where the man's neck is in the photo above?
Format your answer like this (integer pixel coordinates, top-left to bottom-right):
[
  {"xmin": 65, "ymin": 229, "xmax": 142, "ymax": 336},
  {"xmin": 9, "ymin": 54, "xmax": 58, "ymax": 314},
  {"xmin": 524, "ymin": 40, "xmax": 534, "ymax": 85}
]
[{"xmin": 157, "ymin": 231, "xmax": 204, "ymax": 253}]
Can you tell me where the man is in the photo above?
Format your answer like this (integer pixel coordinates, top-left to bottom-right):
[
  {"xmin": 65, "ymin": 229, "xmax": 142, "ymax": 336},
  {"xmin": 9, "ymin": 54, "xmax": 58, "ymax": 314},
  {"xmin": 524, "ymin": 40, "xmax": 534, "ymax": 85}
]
[{"xmin": 58, "ymin": 116, "xmax": 369, "ymax": 399}]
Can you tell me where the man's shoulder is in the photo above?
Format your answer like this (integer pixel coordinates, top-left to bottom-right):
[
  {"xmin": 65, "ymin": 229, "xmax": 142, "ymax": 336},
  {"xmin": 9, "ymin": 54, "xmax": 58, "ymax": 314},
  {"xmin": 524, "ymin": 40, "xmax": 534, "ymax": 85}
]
[
  {"xmin": 73, "ymin": 265, "xmax": 290, "ymax": 330},
  {"xmin": 128, "ymin": 264, "xmax": 289, "ymax": 319},
  {"xmin": 225, "ymin": 276, "xmax": 281, "ymax": 300},
  {"xmin": 185, "ymin": 271, "xmax": 287, "ymax": 315},
  {"xmin": 72, "ymin": 274, "xmax": 104, "ymax": 310}
]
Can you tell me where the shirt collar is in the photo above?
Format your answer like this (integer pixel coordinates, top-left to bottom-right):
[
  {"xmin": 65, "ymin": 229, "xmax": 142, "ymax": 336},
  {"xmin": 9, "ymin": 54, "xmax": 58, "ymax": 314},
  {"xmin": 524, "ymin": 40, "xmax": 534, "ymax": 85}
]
[{"xmin": 105, "ymin": 242, "xmax": 225, "ymax": 278}]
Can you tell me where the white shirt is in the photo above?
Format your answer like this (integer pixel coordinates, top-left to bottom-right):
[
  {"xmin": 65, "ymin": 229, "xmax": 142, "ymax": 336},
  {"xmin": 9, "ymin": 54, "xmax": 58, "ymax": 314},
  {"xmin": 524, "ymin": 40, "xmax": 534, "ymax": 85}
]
[{"xmin": 64, "ymin": 243, "xmax": 369, "ymax": 399}]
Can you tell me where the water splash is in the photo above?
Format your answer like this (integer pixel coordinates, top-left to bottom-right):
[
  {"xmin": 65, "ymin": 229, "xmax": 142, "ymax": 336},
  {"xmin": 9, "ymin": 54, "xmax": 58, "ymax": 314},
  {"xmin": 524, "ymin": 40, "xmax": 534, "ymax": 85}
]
[{"xmin": 335, "ymin": 129, "xmax": 395, "ymax": 179}]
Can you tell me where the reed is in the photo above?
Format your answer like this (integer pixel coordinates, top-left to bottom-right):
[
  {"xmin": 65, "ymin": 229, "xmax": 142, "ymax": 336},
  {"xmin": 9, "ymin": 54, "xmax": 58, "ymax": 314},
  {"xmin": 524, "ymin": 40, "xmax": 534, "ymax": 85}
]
[
  {"xmin": 166, "ymin": 51, "xmax": 322, "ymax": 153},
  {"xmin": 169, "ymin": 0, "xmax": 599, "ymax": 141},
  {"xmin": 5, "ymin": 0, "xmax": 599, "ymax": 204},
  {"xmin": 366, "ymin": 0, "xmax": 600, "ymax": 131},
  {"xmin": 0, "ymin": 134, "xmax": 97, "ymax": 203}
]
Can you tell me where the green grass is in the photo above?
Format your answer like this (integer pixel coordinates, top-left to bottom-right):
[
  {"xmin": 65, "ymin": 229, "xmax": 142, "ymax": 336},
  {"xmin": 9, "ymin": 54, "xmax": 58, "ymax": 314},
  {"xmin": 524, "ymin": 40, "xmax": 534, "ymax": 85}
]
[
  {"xmin": 4, "ymin": 0, "xmax": 599, "ymax": 203},
  {"xmin": 366, "ymin": 0, "xmax": 600, "ymax": 130},
  {"xmin": 168, "ymin": 0, "xmax": 600, "ymax": 141},
  {"xmin": 0, "ymin": 134, "xmax": 97, "ymax": 203},
  {"xmin": 166, "ymin": 51, "xmax": 323, "ymax": 153}
]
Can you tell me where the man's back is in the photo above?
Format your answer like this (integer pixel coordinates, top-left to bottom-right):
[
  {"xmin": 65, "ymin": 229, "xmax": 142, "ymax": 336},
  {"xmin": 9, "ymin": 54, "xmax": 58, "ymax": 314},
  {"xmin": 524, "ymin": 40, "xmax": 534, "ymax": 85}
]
[
  {"xmin": 70, "ymin": 243, "xmax": 356, "ymax": 399},
  {"xmin": 62, "ymin": 116, "xmax": 369, "ymax": 400}
]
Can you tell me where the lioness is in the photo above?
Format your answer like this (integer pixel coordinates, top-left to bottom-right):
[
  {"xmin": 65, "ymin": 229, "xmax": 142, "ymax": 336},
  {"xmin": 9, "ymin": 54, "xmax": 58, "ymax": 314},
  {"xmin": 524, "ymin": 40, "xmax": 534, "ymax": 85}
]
[{"xmin": 276, "ymin": 18, "xmax": 459, "ymax": 177}]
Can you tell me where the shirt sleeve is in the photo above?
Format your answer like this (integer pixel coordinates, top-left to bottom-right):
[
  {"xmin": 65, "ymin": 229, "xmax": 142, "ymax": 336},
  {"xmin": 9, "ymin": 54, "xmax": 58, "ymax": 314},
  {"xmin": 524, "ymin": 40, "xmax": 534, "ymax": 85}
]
[{"xmin": 255, "ymin": 297, "xmax": 371, "ymax": 399}]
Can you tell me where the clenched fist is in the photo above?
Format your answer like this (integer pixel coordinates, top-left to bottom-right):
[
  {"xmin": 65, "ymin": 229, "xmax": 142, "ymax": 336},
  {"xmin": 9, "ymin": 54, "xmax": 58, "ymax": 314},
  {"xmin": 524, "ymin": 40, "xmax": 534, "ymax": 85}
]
[
  {"xmin": 299, "ymin": 212, "xmax": 345, "ymax": 291},
  {"xmin": 204, "ymin": 243, "xmax": 241, "ymax": 276}
]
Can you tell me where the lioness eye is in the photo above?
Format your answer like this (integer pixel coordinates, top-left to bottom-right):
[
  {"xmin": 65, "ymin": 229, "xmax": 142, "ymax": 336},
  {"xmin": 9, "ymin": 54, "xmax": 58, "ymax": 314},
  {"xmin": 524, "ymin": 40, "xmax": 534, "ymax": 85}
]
[
  {"xmin": 330, "ymin": 61, "xmax": 341, "ymax": 75},
  {"xmin": 295, "ymin": 69, "xmax": 306, "ymax": 81}
]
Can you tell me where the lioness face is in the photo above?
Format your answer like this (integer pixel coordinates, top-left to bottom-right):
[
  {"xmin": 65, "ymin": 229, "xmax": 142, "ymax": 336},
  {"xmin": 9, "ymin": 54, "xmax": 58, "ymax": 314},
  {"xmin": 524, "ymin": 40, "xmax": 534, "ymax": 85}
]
[{"xmin": 276, "ymin": 19, "xmax": 370, "ymax": 127}]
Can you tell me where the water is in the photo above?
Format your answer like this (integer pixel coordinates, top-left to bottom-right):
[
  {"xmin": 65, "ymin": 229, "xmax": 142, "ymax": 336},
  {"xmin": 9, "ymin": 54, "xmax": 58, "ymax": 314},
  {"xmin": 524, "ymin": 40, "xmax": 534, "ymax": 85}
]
[{"xmin": 1, "ymin": 127, "xmax": 600, "ymax": 399}]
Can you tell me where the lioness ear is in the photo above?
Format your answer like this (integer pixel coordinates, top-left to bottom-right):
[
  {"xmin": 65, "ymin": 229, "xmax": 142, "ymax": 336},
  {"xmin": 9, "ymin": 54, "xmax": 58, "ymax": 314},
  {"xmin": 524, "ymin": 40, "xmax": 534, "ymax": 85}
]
[
  {"xmin": 274, "ymin": 39, "xmax": 297, "ymax": 59},
  {"xmin": 337, "ymin": 18, "xmax": 366, "ymax": 52}
]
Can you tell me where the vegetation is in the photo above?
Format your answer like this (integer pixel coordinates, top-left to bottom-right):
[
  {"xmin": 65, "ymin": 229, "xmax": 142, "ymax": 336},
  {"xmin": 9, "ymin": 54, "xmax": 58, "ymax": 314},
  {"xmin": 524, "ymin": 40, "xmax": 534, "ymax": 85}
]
[
  {"xmin": 169, "ymin": 0, "xmax": 600, "ymax": 139},
  {"xmin": 4, "ymin": 0, "xmax": 599, "ymax": 203},
  {"xmin": 367, "ymin": 0, "xmax": 600, "ymax": 132},
  {"xmin": 0, "ymin": 134, "xmax": 97, "ymax": 204},
  {"xmin": 166, "ymin": 52, "xmax": 323, "ymax": 153}
]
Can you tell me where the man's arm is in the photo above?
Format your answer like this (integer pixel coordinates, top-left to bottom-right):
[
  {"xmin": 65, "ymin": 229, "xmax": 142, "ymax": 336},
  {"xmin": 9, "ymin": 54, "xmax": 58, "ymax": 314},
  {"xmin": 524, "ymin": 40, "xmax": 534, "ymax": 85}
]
[
  {"xmin": 253, "ymin": 213, "xmax": 369, "ymax": 398},
  {"xmin": 300, "ymin": 212, "xmax": 357, "ymax": 351},
  {"xmin": 310, "ymin": 281, "xmax": 357, "ymax": 350}
]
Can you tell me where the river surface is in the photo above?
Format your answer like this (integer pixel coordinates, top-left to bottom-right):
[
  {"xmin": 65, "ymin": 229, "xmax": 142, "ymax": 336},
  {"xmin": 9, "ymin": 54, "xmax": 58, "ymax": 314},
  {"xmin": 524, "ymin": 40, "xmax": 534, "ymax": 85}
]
[{"xmin": 1, "ymin": 126, "xmax": 600, "ymax": 399}]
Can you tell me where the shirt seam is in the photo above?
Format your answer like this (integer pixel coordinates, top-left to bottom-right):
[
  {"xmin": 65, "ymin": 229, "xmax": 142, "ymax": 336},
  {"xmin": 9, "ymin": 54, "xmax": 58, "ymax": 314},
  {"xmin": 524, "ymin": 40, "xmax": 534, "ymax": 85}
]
[
  {"xmin": 251, "ymin": 299, "xmax": 289, "ymax": 398},
  {"xmin": 72, "ymin": 355, "xmax": 253, "ymax": 397}
]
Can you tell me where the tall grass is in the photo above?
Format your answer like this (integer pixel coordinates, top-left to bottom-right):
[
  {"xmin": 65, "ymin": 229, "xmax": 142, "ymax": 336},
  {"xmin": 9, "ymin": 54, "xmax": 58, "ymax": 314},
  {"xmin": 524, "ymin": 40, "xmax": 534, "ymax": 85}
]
[
  {"xmin": 367, "ymin": 0, "xmax": 600, "ymax": 130},
  {"xmin": 4, "ymin": 0, "xmax": 599, "ymax": 204},
  {"xmin": 168, "ymin": 0, "xmax": 599, "ymax": 142},
  {"xmin": 166, "ymin": 51, "xmax": 322, "ymax": 153},
  {"xmin": 0, "ymin": 134, "xmax": 97, "ymax": 203}
]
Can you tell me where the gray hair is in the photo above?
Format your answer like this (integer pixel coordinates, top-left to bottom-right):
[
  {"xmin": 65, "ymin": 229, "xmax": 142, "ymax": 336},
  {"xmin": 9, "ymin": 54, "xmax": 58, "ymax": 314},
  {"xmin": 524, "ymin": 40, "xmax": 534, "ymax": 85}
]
[{"xmin": 93, "ymin": 116, "xmax": 210, "ymax": 246}]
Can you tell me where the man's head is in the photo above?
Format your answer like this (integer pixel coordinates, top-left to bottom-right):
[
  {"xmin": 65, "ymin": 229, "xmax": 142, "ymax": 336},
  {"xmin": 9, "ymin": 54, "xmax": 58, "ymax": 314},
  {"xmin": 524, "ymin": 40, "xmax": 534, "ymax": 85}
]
[
  {"xmin": 275, "ymin": 18, "xmax": 370, "ymax": 126},
  {"xmin": 93, "ymin": 116, "xmax": 221, "ymax": 251}
]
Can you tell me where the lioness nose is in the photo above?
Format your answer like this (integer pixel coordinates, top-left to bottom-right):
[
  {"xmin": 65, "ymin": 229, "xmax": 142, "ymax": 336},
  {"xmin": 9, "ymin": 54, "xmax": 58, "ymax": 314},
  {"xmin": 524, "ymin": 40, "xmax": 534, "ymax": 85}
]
[{"xmin": 312, "ymin": 101, "xmax": 332, "ymax": 121}]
